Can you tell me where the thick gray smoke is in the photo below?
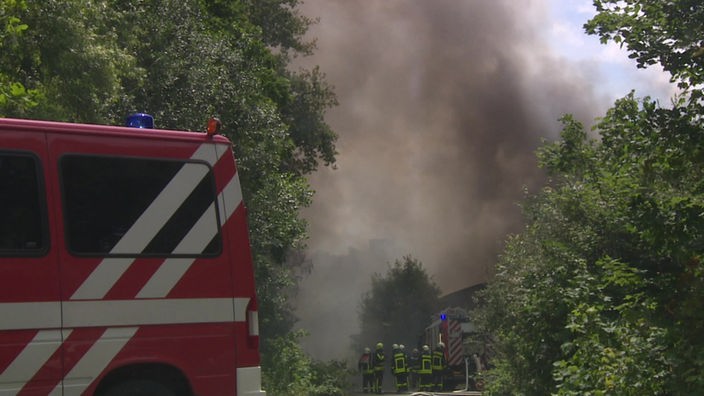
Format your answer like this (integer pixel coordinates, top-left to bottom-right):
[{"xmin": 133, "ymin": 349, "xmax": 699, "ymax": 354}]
[{"xmin": 292, "ymin": 0, "xmax": 607, "ymax": 361}]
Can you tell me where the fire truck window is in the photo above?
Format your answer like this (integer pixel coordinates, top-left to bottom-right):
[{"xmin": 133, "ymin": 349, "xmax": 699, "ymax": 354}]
[
  {"xmin": 0, "ymin": 153, "xmax": 47, "ymax": 255},
  {"xmin": 61, "ymin": 155, "xmax": 221, "ymax": 256}
]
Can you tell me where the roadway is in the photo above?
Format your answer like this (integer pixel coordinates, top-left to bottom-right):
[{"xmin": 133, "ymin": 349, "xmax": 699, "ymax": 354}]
[
  {"xmin": 348, "ymin": 373, "xmax": 482, "ymax": 395},
  {"xmin": 349, "ymin": 390, "xmax": 482, "ymax": 396}
]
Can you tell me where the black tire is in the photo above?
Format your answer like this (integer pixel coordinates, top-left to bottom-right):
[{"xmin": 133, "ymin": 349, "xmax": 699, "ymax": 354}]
[{"xmin": 101, "ymin": 379, "xmax": 176, "ymax": 396}]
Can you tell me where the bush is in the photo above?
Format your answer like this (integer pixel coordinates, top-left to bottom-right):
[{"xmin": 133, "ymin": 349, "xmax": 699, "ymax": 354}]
[{"xmin": 261, "ymin": 330, "xmax": 350, "ymax": 396}]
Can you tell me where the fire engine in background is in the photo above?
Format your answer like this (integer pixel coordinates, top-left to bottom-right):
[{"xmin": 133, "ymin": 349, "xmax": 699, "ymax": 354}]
[
  {"xmin": 0, "ymin": 115, "xmax": 265, "ymax": 395},
  {"xmin": 425, "ymin": 307, "xmax": 488, "ymax": 391}
]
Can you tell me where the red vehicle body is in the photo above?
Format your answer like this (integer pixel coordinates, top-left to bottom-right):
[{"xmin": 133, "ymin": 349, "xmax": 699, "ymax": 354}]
[
  {"xmin": 425, "ymin": 308, "xmax": 467, "ymax": 369},
  {"xmin": 0, "ymin": 117, "xmax": 265, "ymax": 395},
  {"xmin": 425, "ymin": 307, "xmax": 485, "ymax": 391}
]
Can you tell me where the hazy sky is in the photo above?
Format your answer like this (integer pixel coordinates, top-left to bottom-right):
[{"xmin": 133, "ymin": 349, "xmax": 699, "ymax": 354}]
[{"xmin": 291, "ymin": 0, "xmax": 677, "ymax": 361}]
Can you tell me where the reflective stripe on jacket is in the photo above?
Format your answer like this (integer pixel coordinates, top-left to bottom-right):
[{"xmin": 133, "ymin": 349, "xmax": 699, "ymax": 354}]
[
  {"xmin": 418, "ymin": 352, "xmax": 432, "ymax": 374},
  {"xmin": 431, "ymin": 350, "xmax": 446, "ymax": 371},
  {"xmin": 393, "ymin": 352, "xmax": 407, "ymax": 374},
  {"xmin": 373, "ymin": 351, "xmax": 385, "ymax": 371}
]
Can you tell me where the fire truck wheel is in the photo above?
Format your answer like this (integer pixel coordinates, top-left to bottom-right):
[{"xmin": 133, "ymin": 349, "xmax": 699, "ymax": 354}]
[{"xmin": 101, "ymin": 379, "xmax": 177, "ymax": 396}]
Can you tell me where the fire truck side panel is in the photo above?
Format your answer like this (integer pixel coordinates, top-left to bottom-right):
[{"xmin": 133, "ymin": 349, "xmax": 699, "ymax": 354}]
[
  {"xmin": 0, "ymin": 119, "xmax": 264, "ymax": 395},
  {"xmin": 0, "ymin": 129, "xmax": 63, "ymax": 394},
  {"xmin": 74, "ymin": 323, "xmax": 240, "ymax": 395},
  {"xmin": 445, "ymin": 319, "xmax": 464, "ymax": 367}
]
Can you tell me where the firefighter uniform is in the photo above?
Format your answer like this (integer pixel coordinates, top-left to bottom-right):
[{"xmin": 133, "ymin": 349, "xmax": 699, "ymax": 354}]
[
  {"xmin": 358, "ymin": 347, "xmax": 374, "ymax": 393},
  {"xmin": 418, "ymin": 345, "xmax": 433, "ymax": 391},
  {"xmin": 392, "ymin": 344, "xmax": 408, "ymax": 392},
  {"xmin": 431, "ymin": 342, "xmax": 447, "ymax": 391},
  {"xmin": 408, "ymin": 348, "xmax": 421, "ymax": 390},
  {"xmin": 372, "ymin": 342, "xmax": 385, "ymax": 393}
]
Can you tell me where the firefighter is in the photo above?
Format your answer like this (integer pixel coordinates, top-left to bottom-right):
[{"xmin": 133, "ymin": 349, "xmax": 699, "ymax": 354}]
[
  {"xmin": 392, "ymin": 344, "xmax": 408, "ymax": 392},
  {"xmin": 408, "ymin": 347, "xmax": 420, "ymax": 390},
  {"xmin": 418, "ymin": 345, "xmax": 433, "ymax": 391},
  {"xmin": 358, "ymin": 347, "xmax": 374, "ymax": 393},
  {"xmin": 372, "ymin": 342, "xmax": 385, "ymax": 393},
  {"xmin": 431, "ymin": 341, "xmax": 447, "ymax": 391},
  {"xmin": 400, "ymin": 344, "xmax": 410, "ymax": 391}
]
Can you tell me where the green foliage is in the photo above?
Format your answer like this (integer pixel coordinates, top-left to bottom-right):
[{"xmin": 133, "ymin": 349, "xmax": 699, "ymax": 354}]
[
  {"xmin": 281, "ymin": 66, "xmax": 339, "ymax": 175},
  {"xmin": 585, "ymin": 0, "xmax": 704, "ymax": 90},
  {"xmin": 552, "ymin": 257, "xmax": 669, "ymax": 396},
  {"xmin": 355, "ymin": 256, "xmax": 441, "ymax": 351},
  {"xmin": 200, "ymin": 0, "xmax": 315, "ymax": 57},
  {"xmin": 12, "ymin": 0, "xmax": 141, "ymax": 122},
  {"xmin": 478, "ymin": 3, "xmax": 704, "ymax": 393},
  {"xmin": 309, "ymin": 359, "xmax": 352, "ymax": 396},
  {"xmin": 261, "ymin": 330, "xmax": 350, "ymax": 396},
  {"xmin": 262, "ymin": 330, "xmax": 317, "ymax": 395},
  {"xmin": 0, "ymin": 0, "xmax": 41, "ymax": 116},
  {"xmin": 199, "ymin": 0, "xmax": 338, "ymax": 176},
  {"xmin": 478, "ymin": 93, "xmax": 704, "ymax": 394},
  {"xmin": 239, "ymin": 0, "xmax": 316, "ymax": 57}
]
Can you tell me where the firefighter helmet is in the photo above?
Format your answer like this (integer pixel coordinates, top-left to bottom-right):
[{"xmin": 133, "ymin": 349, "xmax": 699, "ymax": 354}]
[
  {"xmin": 437, "ymin": 342, "xmax": 445, "ymax": 349},
  {"xmin": 376, "ymin": 342, "xmax": 383, "ymax": 350},
  {"xmin": 364, "ymin": 347, "xmax": 371, "ymax": 353},
  {"xmin": 422, "ymin": 345, "xmax": 430, "ymax": 352},
  {"xmin": 400, "ymin": 344, "xmax": 405, "ymax": 350},
  {"xmin": 392, "ymin": 343, "xmax": 399, "ymax": 350}
]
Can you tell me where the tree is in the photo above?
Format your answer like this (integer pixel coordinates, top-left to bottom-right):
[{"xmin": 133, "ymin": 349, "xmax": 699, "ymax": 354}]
[
  {"xmin": 480, "ymin": 93, "xmax": 704, "ymax": 395},
  {"xmin": 585, "ymin": 0, "xmax": 704, "ymax": 90},
  {"xmin": 10, "ymin": 0, "xmax": 140, "ymax": 122},
  {"xmin": 477, "ymin": 2, "xmax": 704, "ymax": 394},
  {"xmin": 0, "ymin": 0, "xmax": 43, "ymax": 116},
  {"xmin": 261, "ymin": 330, "xmax": 350, "ymax": 396},
  {"xmin": 199, "ymin": 0, "xmax": 338, "ymax": 175},
  {"xmin": 355, "ymin": 256, "xmax": 441, "ymax": 352}
]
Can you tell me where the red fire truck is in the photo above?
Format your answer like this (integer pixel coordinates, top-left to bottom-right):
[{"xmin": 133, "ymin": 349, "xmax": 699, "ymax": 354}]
[
  {"xmin": 425, "ymin": 307, "xmax": 486, "ymax": 391},
  {"xmin": 0, "ymin": 115, "xmax": 265, "ymax": 395}
]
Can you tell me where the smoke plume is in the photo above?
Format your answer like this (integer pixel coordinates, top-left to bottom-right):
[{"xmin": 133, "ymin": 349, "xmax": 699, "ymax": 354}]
[{"xmin": 293, "ymin": 0, "xmax": 605, "ymax": 361}]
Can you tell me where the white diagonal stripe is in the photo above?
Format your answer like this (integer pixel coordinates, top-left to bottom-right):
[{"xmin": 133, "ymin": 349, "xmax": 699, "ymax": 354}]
[
  {"xmin": 192, "ymin": 141, "xmax": 219, "ymax": 165},
  {"xmin": 0, "ymin": 330, "xmax": 65, "ymax": 391},
  {"xmin": 219, "ymin": 172, "xmax": 243, "ymax": 220},
  {"xmin": 137, "ymin": 175, "xmax": 243, "ymax": 298},
  {"xmin": 172, "ymin": 202, "xmax": 219, "ymax": 254},
  {"xmin": 57, "ymin": 327, "xmax": 138, "ymax": 396},
  {"xmin": 109, "ymin": 163, "xmax": 208, "ymax": 254},
  {"xmin": 70, "ymin": 258, "xmax": 134, "ymax": 301},
  {"xmin": 135, "ymin": 258, "xmax": 194, "ymax": 299},
  {"xmin": 215, "ymin": 142, "xmax": 229, "ymax": 162},
  {"xmin": 71, "ymin": 144, "xmax": 216, "ymax": 300},
  {"xmin": 136, "ymin": 203, "xmax": 218, "ymax": 298},
  {"xmin": 213, "ymin": 142, "xmax": 242, "ymax": 220}
]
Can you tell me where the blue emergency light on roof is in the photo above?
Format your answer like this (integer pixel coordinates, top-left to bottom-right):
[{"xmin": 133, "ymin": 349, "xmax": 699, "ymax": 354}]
[
  {"xmin": 125, "ymin": 113, "xmax": 154, "ymax": 129},
  {"xmin": 440, "ymin": 313, "xmax": 447, "ymax": 321}
]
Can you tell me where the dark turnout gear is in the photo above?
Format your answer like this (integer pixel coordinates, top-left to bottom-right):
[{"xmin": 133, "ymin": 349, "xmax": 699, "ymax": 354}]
[
  {"xmin": 358, "ymin": 348, "xmax": 374, "ymax": 393},
  {"xmin": 392, "ymin": 345, "xmax": 408, "ymax": 392},
  {"xmin": 372, "ymin": 342, "xmax": 385, "ymax": 394},
  {"xmin": 431, "ymin": 343, "xmax": 447, "ymax": 391},
  {"xmin": 418, "ymin": 345, "xmax": 433, "ymax": 391},
  {"xmin": 408, "ymin": 348, "xmax": 420, "ymax": 390}
]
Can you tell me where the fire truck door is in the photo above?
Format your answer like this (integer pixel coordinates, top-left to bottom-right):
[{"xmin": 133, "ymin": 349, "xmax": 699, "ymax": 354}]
[{"xmin": 0, "ymin": 129, "xmax": 63, "ymax": 394}]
